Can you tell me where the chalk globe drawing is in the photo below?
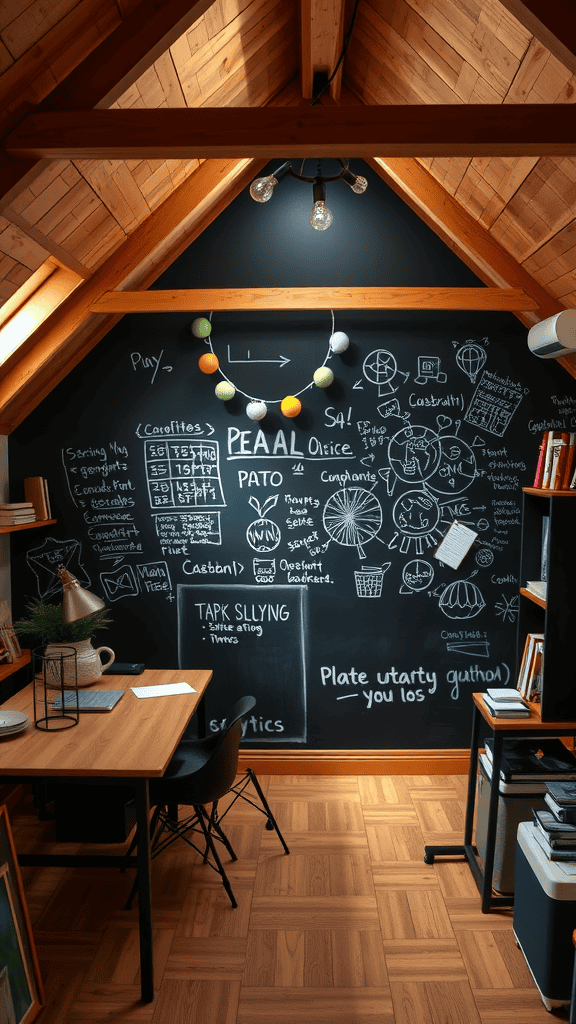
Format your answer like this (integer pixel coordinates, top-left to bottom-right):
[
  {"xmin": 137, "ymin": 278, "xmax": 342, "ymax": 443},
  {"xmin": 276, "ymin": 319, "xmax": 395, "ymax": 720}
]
[
  {"xmin": 388, "ymin": 425, "xmax": 442, "ymax": 483},
  {"xmin": 393, "ymin": 490, "xmax": 440, "ymax": 537},
  {"xmin": 456, "ymin": 343, "xmax": 486, "ymax": 383},
  {"xmin": 402, "ymin": 559, "xmax": 435, "ymax": 592},
  {"xmin": 475, "ymin": 548, "xmax": 494, "ymax": 567},
  {"xmin": 439, "ymin": 576, "xmax": 485, "ymax": 619},
  {"xmin": 363, "ymin": 349, "xmax": 397, "ymax": 388},
  {"xmin": 323, "ymin": 487, "xmax": 383, "ymax": 559},
  {"xmin": 425, "ymin": 435, "xmax": 476, "ymax": 495}
]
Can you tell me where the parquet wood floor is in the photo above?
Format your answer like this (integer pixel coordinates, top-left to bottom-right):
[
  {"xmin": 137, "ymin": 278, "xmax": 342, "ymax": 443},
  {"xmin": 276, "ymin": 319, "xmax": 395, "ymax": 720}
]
[{"xmin": 9, "ymin": 774, "xmax": 570, "ymax": 1023}]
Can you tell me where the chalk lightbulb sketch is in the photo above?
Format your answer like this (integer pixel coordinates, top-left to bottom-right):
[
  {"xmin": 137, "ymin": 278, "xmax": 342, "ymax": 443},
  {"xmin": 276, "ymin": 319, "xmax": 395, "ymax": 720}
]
[
  {"xmin": 455, "ymin": 342, "xmax": 487, "ymax": 383},
  {"xmin": 323, "ymin": 487, "xmax": 383, "ymax": 559}
]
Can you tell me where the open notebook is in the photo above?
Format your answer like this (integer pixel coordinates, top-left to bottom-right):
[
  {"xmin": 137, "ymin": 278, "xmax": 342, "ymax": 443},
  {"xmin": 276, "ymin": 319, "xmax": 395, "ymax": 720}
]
[{"xmin": 51, "ymin": 690, "xmax": 125, "ymax": 712}]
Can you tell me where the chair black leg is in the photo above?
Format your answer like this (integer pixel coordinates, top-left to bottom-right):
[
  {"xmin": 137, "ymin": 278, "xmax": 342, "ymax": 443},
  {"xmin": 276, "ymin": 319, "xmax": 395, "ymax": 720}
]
[
  {"xmin": 195, "ymin": 807, "xmax": 238, "ymax": 909},
  {"xmin": 204, "ymin": 802, "xmax": 238, "ymax": 862},
  {"xmin": 245, "ymin": 768, "xmax": 290, "ymax": 854}
]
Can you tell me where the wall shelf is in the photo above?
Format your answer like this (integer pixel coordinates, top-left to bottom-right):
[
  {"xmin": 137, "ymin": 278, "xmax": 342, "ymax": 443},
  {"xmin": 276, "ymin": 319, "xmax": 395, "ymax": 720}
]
[
  {"xmin": 0, "ymin": 650, "xmax": 31, "ymax": 683},
  {"xmin": 0, "ymin": 519, "xmax": 56, "ymax": 535}
]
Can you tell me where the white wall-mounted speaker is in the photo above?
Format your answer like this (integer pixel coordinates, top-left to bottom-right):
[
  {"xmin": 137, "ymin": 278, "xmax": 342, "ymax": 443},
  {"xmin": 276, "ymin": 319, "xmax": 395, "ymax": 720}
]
[{"xmin": 527, "ymin": 310, "xmax": 576, "ymax": 358}]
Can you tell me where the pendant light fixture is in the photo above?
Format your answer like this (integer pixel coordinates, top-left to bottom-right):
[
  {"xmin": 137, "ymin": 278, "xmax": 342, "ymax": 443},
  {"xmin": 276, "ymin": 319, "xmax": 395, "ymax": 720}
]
[{"xmin": 249, "ymin": 159, "xmax": 367, "ymax": 230}]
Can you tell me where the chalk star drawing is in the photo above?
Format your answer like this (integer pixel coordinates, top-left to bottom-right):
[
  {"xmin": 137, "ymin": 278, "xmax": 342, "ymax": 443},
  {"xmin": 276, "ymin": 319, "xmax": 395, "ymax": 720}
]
[{"xmin": 495, "ymin": 593, "xmax": 519, "ymax": 623}]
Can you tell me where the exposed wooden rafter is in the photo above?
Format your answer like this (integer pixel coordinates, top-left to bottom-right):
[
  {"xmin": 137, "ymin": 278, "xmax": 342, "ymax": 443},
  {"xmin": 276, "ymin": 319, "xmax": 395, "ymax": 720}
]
[
  {"xmin": 4, "ymin": 105, "xmax": 576, "ymax": 163},
  {"xmin": 300, "ymin": 0, "xmax": 348, "ymax": 101},
  {"xmin": 90, "ymin": 287, "xmax": 537, "ymax": 313},
  {"xmin": 0, "ymin": 0, "xmax": 215, "ymax": 211},
  {"xmin": 0, "ymin": 158, "xmax": 264, "ymax": 434},
  {"xmin": 497, "ymin": 0, "xmax": 576, "ymax": 75}
]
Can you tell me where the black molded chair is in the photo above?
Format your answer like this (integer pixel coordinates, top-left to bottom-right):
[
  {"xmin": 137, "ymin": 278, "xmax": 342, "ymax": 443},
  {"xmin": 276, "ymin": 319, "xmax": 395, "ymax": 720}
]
[{"xmin": 124, "ymin": 695, "xmax": 288, "ymax": 910}]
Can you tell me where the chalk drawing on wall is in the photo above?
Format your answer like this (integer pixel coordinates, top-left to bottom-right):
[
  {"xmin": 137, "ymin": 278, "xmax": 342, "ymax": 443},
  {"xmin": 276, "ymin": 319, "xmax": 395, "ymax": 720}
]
[
  {"xmin": 425, "ymin": 435, "xmax": 476, "ymax": 495},
  {"xmin": 387, "ymin": 425, "xmax": 442, "ymax": 484},
  {"xmin": 400, "ymin": 559, "xmax": 435, "ymax": 594},
  {"xmin": 26, "ymin": 537, "xmax": 91, "ymax": 599},
  {"xmin": 445, "ymin": 639, "xmax": 490, "ymax": 657},
  {"xmin": 363, "ymin": 349, "xmax": 409, "ymax": 396},
  {"xmin": 354, "ymin": 563, "xmax": 391, "ymax": 598},
  {"xmin": 246, "ymin": 495, "xmax": 281, "ymax": 552},
  {"xmin": 455, "ymin": 341, "xmax": 487, "ymax": 383},
  {"xmin": 414, "ymin": 356, "xmax": 447, "ymax": 385},
  {"xmin": 144, "ymin": 438, "xmax": 225, "ymax": 510},
  {"xmin": 390, "ymin": 490, "xmax": 443, "ymax": 554},
  {"xmin": 464, "ymin": 371, "xmax": 524, "ymax": 437},
  {"xmin": 495, "ymin": 594, "xmax": 519, "ymax": 623},
  {"xmin": 323, "ymin": 487, "xmax": 383, "ymax": 559},
  {"xmin": 435, "ymin": 572, "xmax": 486, "ymax": 619},
  {"xmin": 475, "ymin": 548, "xmax": 494, "ymax": 567},
  {"xmin": 100, "ymin": 564, "xmax": 139, "ymax": 601}
]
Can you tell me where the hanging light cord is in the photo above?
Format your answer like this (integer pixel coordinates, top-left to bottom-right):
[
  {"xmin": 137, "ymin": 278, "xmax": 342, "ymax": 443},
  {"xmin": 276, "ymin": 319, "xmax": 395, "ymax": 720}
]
[
  {"xmin": 205, "ymin": 311, "xmax": 335, "ymax": 404},
  {"xmin": 310, "ymin": 0, "xmax": 361, "ymax": 106}
]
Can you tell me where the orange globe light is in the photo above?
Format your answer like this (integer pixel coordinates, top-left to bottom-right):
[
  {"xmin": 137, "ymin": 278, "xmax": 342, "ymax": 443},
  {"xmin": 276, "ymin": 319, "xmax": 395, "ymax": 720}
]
[
  {"xmin": 198, "ymin": 352, "xmax": 219, "ymax": 374},
  {"xmin": 281, "ymin": 395, "xmax": 301, "ymax": 418}
]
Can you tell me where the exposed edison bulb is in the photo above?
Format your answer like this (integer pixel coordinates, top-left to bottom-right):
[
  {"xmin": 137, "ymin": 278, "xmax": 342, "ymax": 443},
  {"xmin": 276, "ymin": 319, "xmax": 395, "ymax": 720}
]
[
  {"xmin": 310, "ymin": 200, "xmax": 333, "ymax": 231},
  {"xmin": 350, "ymin": 175, "xmax": 368, "ymax": 194},
  {"xmin": 249, "ymin": 174, "xmax": 277, "ymax": 203}
]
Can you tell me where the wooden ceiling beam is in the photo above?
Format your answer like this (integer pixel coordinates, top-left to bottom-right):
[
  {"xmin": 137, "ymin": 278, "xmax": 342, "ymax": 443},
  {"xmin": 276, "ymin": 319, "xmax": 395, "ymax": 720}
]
[
  {"xmin": 90, "ymin": 287, "xmax": 537, "ymax": 313},
  {"xmin": 6, "ymin": 105, "xmax": 576, "ymax": 160},
  {"xmin": 497, "ymin": 1, "xmax": 576, "ymax": 76},
  {"xmin": 368, "ymin": 156, "xmax": 576, "ymax": 380},
  {"xmin": 0, "ymin": 158, "xmax": 263, "ymax": 434},
  {"xmin": 300, "ymin": 0, "xmax": 349, "ymax": 101},
  {"xmin": 0, "ymin": 0, "xmax": 216, "ymax": 211}
]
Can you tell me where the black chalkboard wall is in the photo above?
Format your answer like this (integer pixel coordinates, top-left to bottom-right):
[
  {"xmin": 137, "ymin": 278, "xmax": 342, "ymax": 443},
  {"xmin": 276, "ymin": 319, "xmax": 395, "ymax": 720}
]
[{"xmin": 8, "ymin": 161, "xmax": 574, "ymax": 749}]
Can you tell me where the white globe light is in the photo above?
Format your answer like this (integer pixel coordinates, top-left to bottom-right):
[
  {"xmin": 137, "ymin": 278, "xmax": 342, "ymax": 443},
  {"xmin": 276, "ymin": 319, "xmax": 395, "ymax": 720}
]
[
  {"xmin": 246, "ymin": 400, "xmax": 267, "ymax": 421},
  {"xmin": 330, "ymin": 331, "xmax": 349, "ymax": 353},
  {"xmin": 310, "ymin": 201, "xmax": 333, "ymax": 231},
  {"xmin": 249, "ymin": 175, "xmax": 277, "ymax": 203}
]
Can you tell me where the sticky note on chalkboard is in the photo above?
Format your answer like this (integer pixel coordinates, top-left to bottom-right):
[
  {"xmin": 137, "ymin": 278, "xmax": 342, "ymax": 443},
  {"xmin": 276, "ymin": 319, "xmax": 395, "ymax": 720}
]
[{"xmin": 434, "ymin": 521, "xmax": 478, "ymax": 570}]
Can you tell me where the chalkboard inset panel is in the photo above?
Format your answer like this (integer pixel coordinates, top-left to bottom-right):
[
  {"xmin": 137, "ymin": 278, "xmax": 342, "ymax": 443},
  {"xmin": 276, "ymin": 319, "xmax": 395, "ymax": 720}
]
[{"xmin": 177, "ymin": 584, "xmax": 308, "ymax": 743}]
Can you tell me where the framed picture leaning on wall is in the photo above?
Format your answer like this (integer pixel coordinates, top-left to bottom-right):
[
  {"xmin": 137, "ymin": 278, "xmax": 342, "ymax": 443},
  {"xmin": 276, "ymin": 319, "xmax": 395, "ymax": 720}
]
[{"xmin": 0, "ymin": 805, "xmax": 43, "ymax": 1024}]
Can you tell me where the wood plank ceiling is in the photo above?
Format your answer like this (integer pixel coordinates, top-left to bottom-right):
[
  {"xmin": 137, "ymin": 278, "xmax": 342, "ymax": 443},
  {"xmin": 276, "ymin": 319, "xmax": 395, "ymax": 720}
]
[{"xmin": 0, "ymin": 0, "xmax": 575, "ymax": 431}]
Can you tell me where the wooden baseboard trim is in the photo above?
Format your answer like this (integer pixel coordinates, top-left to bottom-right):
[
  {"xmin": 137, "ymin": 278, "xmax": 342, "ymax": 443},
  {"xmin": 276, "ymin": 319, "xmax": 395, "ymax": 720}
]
[{"xmin": 237, "ymin": 749, "xmax": 470, "ymax": 775}]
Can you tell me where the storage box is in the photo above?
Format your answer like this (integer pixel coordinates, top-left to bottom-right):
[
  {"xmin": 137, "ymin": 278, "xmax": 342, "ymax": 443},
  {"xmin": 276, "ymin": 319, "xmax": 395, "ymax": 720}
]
[
  {"xmin": 513, "ymin": 820, "xmax": 576, "ymax": 1011},
  {"xmin": 476, "ymin": 754, "xmax": 549, "ymax": 894}
]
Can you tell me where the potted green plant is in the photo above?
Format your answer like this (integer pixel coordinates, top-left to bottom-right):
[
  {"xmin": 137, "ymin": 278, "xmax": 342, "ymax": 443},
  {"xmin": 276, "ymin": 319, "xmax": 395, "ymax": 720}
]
[{"xmin": 15, "ymin": 598, "xmax": 115, "ymax": 686}]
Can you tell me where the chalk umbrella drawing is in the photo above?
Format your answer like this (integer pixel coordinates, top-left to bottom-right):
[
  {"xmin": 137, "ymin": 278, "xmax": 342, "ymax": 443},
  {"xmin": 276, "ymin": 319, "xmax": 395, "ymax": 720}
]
[{"xmin": 323, "ymin": 488, "xmax": 383, "ymax": 559}]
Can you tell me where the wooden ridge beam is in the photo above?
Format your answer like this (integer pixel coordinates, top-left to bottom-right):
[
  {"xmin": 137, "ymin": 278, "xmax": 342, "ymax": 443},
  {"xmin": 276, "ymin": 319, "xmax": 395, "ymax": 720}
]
[
  {"xmin": 300, "ymin": 0, "xmax": 349, "ymax": 101},
  {"xmin": 90, "ymin": 287, "xmax": 537, "ymax": 313},
  {"xmin": 5, "ymin": 105, "xmax": 576, "ymax": 160}
]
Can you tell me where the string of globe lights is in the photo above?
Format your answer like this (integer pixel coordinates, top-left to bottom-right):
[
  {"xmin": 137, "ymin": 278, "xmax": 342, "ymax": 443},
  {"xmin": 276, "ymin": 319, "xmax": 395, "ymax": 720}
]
[
  {"xmin": 192, "ymin": 312, "xmax": 350, "ymax": 420},
  {"xmin": 249, "ymin": 158, "xmax": 367, "ymax": 231}
]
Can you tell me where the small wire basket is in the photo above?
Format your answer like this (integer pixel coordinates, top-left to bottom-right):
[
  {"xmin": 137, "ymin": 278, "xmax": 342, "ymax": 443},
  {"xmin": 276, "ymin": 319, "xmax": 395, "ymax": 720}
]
[
  {"xmin": 354, "ymin": 567, "xmax": 384, "ymax": 598},
  {"xmin": 33, "ymin": 646, "xmax": 80, "ymax": 730}
]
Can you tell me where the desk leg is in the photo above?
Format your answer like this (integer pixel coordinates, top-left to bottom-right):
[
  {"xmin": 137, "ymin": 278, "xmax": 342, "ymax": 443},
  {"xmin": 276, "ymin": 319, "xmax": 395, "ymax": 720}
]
[{"xmin": 134, "ymin": 779, "xmax": 154, "ymax": 1002}]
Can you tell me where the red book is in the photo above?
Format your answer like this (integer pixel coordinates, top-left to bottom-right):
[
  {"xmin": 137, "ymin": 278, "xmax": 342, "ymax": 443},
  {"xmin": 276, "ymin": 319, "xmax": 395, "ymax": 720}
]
[
  {"xmin": 560, "ymin": 433, "xmax": 576, "ymax": 490},
  {"xmin": 533, "ymin": 430, "xmax": 549, "ymax": 487}
]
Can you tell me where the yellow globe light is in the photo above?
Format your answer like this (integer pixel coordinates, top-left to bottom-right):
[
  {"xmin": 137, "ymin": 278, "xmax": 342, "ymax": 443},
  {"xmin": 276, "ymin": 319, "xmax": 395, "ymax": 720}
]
[{"xmin": 281, "ymin": 395, "xmax": 301, "ymax": 418}]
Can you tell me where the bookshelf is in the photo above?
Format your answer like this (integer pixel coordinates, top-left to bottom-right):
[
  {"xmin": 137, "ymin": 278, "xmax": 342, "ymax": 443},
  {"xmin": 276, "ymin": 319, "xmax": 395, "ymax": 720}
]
[
  {"xmin": 0, "ymin": 519, "xmax": 56, "ymax": 535},
  {"xmin": 516, "ymin": 488, "xmax": 576, "ymax": 720}
]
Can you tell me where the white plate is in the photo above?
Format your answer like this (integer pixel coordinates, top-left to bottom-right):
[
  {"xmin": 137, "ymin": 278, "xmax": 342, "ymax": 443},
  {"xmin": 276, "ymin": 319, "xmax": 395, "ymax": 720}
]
[{"xmin": 0, "ymin": 710, "xmax": 28, "ymax": 729}]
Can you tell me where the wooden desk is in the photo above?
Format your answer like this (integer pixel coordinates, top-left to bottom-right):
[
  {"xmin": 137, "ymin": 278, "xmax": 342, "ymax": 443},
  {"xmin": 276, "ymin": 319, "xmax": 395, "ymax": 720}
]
[
  {"xmin": 424, "ymin": 693, "xmax": 576, "ymax": 913},
  {"xmin": 0, "ymin": 667, "xmax": 212, "ymax": 1002}
]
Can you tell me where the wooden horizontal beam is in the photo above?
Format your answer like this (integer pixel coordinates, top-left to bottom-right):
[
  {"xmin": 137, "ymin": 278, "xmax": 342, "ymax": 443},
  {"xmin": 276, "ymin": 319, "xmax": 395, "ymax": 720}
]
[
  {"xmin": 90, "ymin": 286, "xmax": 537, "ymax": 313},
  {"xmin": 237, "ymin": 749, "xmax": 470, "ymax": 775},
  {"xmin": 5, "ymin": 105, "xmax": 576, "ymax": 160}
]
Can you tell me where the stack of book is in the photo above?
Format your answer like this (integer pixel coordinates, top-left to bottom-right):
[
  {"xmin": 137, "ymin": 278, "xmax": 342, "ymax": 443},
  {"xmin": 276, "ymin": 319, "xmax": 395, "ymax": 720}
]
[
  {"xmin": 517, "ymin": 632, "xmax": 544, "ymax": 701},
  {"xmin": 0, "ymin": 502, "xmax": 36, "ymax": 526},
  {"xmin": 532, "ymin": 430, "xmax": 576, "ymax": 490},
  {"xmin": 482, "ymin": 687, "xmax": 529, "ymax": 718},
  {"xmin": 483, "ymin": 737, "xmax": 576, "ymax": 783},
  {"xmin": 532, "ymin": 781, "xmax": 576, "ymax": 860},
  {"xmin": 23, "ymin": 476, "xmax": 51, "ymax": 520}
]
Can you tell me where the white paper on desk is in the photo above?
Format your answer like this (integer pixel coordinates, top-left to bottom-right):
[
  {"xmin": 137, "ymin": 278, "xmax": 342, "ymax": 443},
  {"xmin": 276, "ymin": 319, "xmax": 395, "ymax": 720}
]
[
  {"xmin": 131, "ymin": 682, "xmax": 196, "ymax": 698},
  {"xmin": 433, "ymin": 521, "xmax": 478, "ymax": 569}
]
